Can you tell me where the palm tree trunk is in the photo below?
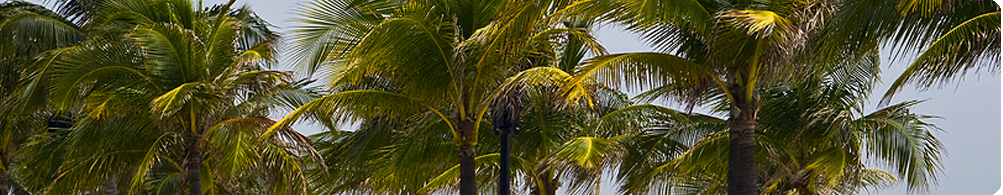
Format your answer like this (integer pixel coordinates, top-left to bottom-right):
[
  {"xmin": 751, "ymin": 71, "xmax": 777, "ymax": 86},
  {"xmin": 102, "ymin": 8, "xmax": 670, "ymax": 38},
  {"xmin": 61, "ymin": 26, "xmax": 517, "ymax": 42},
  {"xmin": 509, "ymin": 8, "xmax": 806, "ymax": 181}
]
[
  {"xmin": 728, "ymin": 86, "xmax": 758, "ymax": 195},
  {"xmin": 0, "ymin": 170, "xmax": 9, "ymax": 195},
  {"xmin": 184, "ymin": 130, "xmax": 202, "ymax": 195},
  {"xmin": 459, "ymin": 144, "xmax": 477, "ymax": 195},
  {"xmin": 457, "ymin": 120, "xmax": 478, "ymax": 195},
  {"xmin": 104, "ymin": 175, "xmax": 118, "ymax": 195}
]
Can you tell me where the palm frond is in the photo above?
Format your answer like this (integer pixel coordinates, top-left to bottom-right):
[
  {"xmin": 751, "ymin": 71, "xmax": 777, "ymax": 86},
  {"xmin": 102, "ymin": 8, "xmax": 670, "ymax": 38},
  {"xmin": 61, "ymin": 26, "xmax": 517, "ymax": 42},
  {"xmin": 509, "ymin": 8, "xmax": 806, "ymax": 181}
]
[
  {"xmin": 717, "ymin": 9, "xmax": 793, "ymax": 40},
  {"xmin": 263, "ymin": 90, "xmax": 446, "ymax": 139},
  {"xmin": 883, "ymin": 11, "xmax": 1001, "ymax": 102},
  {"xmin": 286, "ymin": 0, "xmax": 396, "ymax": 76},
  {"xmin": 551, "ymin": 137, "xmax": 618, "ymax": 169},
  {"xmin": 568, "ymin": 52, "xmax": 713, "ymax": 107},
  {"xmin": 151, "ymin": 82, "xmax": 203, "ymax": 117},
  {"xmin": 856, "ymin": 100, "xmax": 944, "ymax": 193},
  {"xmin": 0, "ymin": 1, "xmax": 85, "ymax": 57},
  {"xmin": 46, "ymin": 0, "xmax": 104, "ymax": 24}
]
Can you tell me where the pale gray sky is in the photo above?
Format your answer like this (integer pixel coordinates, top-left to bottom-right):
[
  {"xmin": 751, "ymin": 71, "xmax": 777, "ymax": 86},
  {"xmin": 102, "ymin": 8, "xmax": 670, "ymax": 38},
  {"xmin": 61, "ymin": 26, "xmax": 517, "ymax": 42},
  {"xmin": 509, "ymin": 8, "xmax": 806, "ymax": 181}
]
[{"xmin": 33, "ymin": 0, "xmax": 1001, "ymax": 194}]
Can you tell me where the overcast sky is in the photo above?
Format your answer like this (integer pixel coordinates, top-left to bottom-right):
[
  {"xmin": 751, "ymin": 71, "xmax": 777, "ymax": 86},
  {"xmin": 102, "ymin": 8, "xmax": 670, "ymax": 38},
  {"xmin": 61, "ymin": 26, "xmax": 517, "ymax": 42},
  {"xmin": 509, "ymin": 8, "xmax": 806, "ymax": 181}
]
[
  {"xmin": 30, "ymin": 0, "xmax": 1001, "ymax": 194},
  {"xmin": 207, "ymin": 0, "xmax": 1003, "ymax": 194}
]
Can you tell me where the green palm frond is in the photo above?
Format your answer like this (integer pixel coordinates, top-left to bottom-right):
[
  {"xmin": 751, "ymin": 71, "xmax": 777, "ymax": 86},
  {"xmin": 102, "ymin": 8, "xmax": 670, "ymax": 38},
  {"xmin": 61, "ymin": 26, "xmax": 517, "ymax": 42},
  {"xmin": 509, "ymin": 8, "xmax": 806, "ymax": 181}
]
[
  {"xmin": 363, "ymin": 118, "xmax": 461, "ymax": 194},
  {"xmin": 47, "ymin": 38, "xmax": 154, "ymax": 112},
  {"xmin": 152, "ymin": 82, "xmax": 203, "ymax": 117},
  {"xmin": 615, "ymin": 130, "xmax": 728, "ymax": 195},
  {"xmin": 146, "ymin": 171, "xmax": 184, "ymax": 195},
  {"xmin": 530, "ymin": 26, "xmax": 608, "ymax": 62},
  {"xmin": 264, "ymin": 89, "xmax": 447, "ymax": 139},
  {"xmin": 125, "ymin": 131, "xmax": 184, "ymax": 194},
  {"xmin": 567, "ymin": 52, "xmax": 714, "ymax": 107},
  {"xmin": 551, "ymin": 137, "xmax": 618, "ymax": 169},
  {"xmin": 822, "ymin": 49, "xmax": 882, "ymax": 109},
  {"xmin": 803, "ymin": 147, "xmax": 856, "ymax": 186},
  {"xmin": 131, "ymin": 23, "xmax": 207, "ymax": 84},
  {"xmin": 0, "ymin": 1, "xmax": 85, "ymax": 57},
  {"xmin": 264, "ymin": 80, "xmax": 324, "ymax": 112},
  {"xmin": 819, "ymin": 0, "xmax": 998, "ymax": 77},
  {"xmin": 208, "ymin": 117, "xmax": 317, "ymax": 180},
  {"xmin": 305, "ymin": 132, "xmax": 366, "ymax": 194},
  {"xmin": 859, "ymin": 168, "xmax": 897, "ymax": 191},
  {"xmin": 711, "ymin": 8, "xmax": 805, "ymax": 75},
  {"xmin": 332, "ymin": 16, "xmax": 457, "ymax": 102},
  {"xmin": 883, "ymin": 11, "xmax": 1001, "ymax": 102},
  {"xmin": 587, "ymin": 104, "xmax": 688, "ymax": 137},
  {"xmin": 217, "ymin": 4, "xmax": 279, "ymax": 61},
  {"xmin": 546, "ymin": 136, "xmax": 616, "ymax": 194},
  {"xmin": 717, "ymin": 9, "xmax": 793, "ymax": 40},
  {"xmin": 235, "ymin": 38, "xmax": 277, "ymax": 67},
  {"xmin": 533, "ymin": 102, "xmax": 714, "ymax": 195},
  {"xmin": 286, "ymin": 0, "xmax": 395, "ymax": 76},
  {"xmin": 89, "ymin": 0, "xmax": 198, "ymax": 30},
  {"xmin": 46, "ymin": 0, "xmax": 104, "ymax": 24},
  {"xmin": 856, "ymin": 100, "xmax": 943, "ymax": 193},
  {"xmin": 558, "ymin": 0, "xmax": 716, "ymax": 35},
  {"xmin": 668, "ymin": 131, "xmax": 730, "ymax": 178}
]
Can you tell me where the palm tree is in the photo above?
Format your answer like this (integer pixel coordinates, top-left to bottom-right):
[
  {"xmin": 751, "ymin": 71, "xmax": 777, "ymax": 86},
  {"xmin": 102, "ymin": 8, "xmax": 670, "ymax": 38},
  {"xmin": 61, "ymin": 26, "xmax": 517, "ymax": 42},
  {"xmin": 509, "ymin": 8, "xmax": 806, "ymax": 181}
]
[
  {"xmin": 611, "ymin": 52, "xmax": 943, "ymax": 194},
  {"xmin": 0, "ymin": 1, "xmax": 86, "ymax": 194},
  {"xmin": 16, "ymin": 0, "xmax": 320, "ymax": 194},
  {"xmin": 558, "ymin": 0, "xmax": 860, "ymax": 194},
  {"xmin": 348, "ymin": 74, "xmax": 684, "ymax": 195},
  {"xmin": 275, "ymin": 0, "xmax": 604, "ymax": 194},
  {"xmin": 817, "ymin": 0, "xmax": 999, "ymax": 101},
  {"xmin": 416, "ymin": 80, "xmax": 661, "ymax": 195}
]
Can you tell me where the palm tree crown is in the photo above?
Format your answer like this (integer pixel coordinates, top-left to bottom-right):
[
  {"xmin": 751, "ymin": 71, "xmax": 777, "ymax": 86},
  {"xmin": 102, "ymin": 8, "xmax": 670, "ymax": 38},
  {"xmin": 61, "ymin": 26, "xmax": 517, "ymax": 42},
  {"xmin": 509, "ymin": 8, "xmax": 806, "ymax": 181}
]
[
  {"xmin": 276, "ymin": 0, "xmax": 607, "ymax": 194},
  {"xmin": 15, "ymin": 0, "xmax": 321, "ymax": 194}
]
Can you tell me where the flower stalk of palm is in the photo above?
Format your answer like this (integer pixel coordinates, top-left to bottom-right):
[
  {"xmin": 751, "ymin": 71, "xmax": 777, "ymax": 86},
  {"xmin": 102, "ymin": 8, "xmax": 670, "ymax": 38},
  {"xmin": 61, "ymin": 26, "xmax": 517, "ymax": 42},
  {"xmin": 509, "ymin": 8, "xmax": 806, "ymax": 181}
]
[{"xmin": 275, "ymin": 0, "xmax": 604, "ymax": 194}]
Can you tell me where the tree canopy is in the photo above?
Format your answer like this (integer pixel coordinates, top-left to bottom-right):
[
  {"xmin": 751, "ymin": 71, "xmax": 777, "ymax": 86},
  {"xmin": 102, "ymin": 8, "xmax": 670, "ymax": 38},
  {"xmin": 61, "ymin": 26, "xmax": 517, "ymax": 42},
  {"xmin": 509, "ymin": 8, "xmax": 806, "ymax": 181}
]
[{"xmin": 0, "ymin": 0, "xmax": 995, "ymax": 194}]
